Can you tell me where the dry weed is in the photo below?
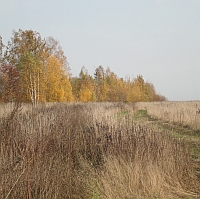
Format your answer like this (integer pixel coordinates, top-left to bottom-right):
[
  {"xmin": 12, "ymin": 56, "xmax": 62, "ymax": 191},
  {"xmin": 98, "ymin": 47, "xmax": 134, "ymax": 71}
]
[{"xmin": 0, "ymin": 102, "xmax": 198, "ymax": 198}]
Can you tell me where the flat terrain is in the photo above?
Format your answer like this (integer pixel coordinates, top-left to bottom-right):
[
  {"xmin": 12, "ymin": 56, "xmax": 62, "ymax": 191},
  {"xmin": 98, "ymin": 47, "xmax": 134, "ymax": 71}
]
[
  {"xmin": 0, "ymin": 102, "xmax": 200, "ymax": 199},
  {"xmin": 132, "ymin": 109, "xmax": 200, "ymax": 185}
]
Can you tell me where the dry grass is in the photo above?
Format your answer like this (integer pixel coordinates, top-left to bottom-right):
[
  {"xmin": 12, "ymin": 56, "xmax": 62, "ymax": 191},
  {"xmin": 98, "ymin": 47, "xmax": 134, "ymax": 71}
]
[
  {"xmin": 0, "ymin": 102, "xmax": 199, "ymax": 198},
  {"xmin": 135, "ymin": 101, "xmax": 200, "ymax": 130},
  {"xmin": 0, "ymin": 103, "xmax": 15, "ymax": 118}
]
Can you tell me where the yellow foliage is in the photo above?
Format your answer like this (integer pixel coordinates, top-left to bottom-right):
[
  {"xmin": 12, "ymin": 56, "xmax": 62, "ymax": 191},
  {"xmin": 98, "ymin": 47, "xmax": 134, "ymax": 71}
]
[
  {"xmin": 44, "ymin": 56, "xmax": 73, "ymax": 102},
  {"xmin": 79, "ymin": 87, "xmax": 93, "ymax": 102}
]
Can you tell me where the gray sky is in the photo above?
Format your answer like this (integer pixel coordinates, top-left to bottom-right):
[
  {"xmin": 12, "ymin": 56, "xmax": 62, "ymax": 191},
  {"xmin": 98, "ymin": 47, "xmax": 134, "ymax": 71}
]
[{"xmin": 0, "ymin": 0, "xmax": 200, "ymax": 101}]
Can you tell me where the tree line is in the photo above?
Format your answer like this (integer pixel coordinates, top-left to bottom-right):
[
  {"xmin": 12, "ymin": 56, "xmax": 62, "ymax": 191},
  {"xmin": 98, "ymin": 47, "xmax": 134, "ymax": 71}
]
[{"xmin": 0, "ymin": 29, "xmax": 167, "ymax": 104}]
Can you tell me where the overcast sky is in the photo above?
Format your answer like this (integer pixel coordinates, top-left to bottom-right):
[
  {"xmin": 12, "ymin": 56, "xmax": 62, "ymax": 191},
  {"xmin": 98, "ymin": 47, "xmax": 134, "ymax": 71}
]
[{"xmin": 0, "ymin": 0, "xmax": 200, "ymax": 101}]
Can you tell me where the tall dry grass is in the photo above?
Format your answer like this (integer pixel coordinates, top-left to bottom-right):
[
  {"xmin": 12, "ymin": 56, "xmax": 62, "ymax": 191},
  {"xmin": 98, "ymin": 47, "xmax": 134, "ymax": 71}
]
[
  {"xmin": 0, "ymin": 102, "xmax": 199, "ymax": 198},
  {"xmin": 135, "ymin": 101, "xmax": 200, "ymax": 130}
]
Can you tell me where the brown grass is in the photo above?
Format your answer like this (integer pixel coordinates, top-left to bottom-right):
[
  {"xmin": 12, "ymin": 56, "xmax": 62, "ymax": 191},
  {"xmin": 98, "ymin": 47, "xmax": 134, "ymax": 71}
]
[
  {"xmin": 135, "ymin": 101, "xmax": 200, "ymax": 130},
  {"xmin": 0, "ymin": 102, "xmax": 199, "ymax": 198}
]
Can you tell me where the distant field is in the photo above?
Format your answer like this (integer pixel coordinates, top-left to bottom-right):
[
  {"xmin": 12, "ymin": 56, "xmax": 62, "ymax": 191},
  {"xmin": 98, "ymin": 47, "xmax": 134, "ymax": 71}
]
[
  {"xmin": 135, "ymin": 101, "xmax": 200, "ymax": 129},
  {"xmin": 0, "ymin": 102, "xmax": 199, "ymax": 198}
]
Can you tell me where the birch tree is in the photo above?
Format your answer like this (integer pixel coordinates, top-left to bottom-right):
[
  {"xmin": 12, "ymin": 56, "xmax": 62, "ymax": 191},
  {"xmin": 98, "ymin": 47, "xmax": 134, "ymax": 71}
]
[
  {"xmin": 3, "ymin": 29, "xmax": 73, "ymax": 103},
  {"xmin": 44, "ymin": 56, "xmax": 73, "ymax": 102},
  {"xmin": 17, "ymin": 52, "xmax": 43, "ymax": 104}
]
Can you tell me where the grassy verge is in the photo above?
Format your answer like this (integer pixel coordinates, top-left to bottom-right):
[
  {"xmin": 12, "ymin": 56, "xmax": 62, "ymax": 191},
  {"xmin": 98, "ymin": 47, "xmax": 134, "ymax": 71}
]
[{"xmin": 134, "ymin": 109, "xmax": 200, "ymax": 191}]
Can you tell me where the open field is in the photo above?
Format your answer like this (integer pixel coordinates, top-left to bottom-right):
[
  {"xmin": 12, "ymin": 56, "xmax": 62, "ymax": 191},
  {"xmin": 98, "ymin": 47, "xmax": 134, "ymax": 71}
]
[
  {"xmin": 0, "ymin": 102, "xmax": 199, "ymax": 199},
  {"xmin": 135, "ymin": 101, "xmax": 200, "ymax": 130}
]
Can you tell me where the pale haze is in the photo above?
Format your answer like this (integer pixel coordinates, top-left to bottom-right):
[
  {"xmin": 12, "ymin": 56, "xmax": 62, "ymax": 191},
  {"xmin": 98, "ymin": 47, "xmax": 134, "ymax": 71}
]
[{"xmin": 1, "ymin": 0, "xmax": 200, "ymax": 101}]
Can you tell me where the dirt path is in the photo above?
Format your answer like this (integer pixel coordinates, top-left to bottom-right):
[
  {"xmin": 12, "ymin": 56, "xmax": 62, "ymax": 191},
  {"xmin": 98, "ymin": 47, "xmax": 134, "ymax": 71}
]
[{"xmin": 139, "ymin": 113, "xmax": 200, "ymax": 183}]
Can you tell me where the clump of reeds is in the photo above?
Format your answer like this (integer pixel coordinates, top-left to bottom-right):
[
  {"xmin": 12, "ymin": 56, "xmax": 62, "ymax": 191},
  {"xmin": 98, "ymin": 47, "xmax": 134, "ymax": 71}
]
[{"xmin": 0, "ymin": 102, "xmax": 199, "ymax": 198}]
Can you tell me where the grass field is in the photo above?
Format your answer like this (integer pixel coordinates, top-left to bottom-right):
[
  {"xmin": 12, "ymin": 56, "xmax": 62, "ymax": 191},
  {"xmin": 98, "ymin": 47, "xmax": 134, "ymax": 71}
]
[{"xmin": 0, "ymin": 102, "xmax": 199, "ymax": 199}]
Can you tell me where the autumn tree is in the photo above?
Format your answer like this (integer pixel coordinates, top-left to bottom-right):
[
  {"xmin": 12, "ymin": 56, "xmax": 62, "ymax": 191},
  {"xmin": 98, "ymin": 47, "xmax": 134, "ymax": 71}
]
[
  {"xmin": 103, "ymin": 68, "xmax": 128, "ymax": 102},
  {"xmin": 70, "ymin": 67, "xmax": 94, "ymax": 102},
  {"xmin": 70, "ymin": 77, "xmax": 81, "ymax": 101},
  {"xmin": 71, "ymin": 66, "xmax": 167, "ymax": 102},
  {"xmin": 45, "ymin": 37, "xmax": 70, "ymax": 72},
  {"xmin": 131, "ymin": 75, "xmax": 146, "ymax": 102},
  {"xmin": 104, "ymin": 68, "xmax": 118, "ymax": 101},
  {"xmin": 0, "ymin": 63, "xmax": 19, "ymax": 102},
  {"xmin": 3, "ymin": 29, "xmax": 73, "ymax": 103},
  {"xmin": 78, "ymin": 66, "xmax": 94, "ymax": 102},
  {"xmin": 43, "ymin": 37, "xmax": 73, "ymax": 102},
  {"xmin": 94, "ymin": 66, "xmax": 108, "ymax": 101},
  {"xmin": 3, "ymin": 30, "xmax": 46, "ymax": 103},
  {"xmin": 4, "ymin": 30, "xmax": 46, "ymax": 66},
  {"xmin": 44, "ymin": 56, "xmax": 73, "ymax": 102}
]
